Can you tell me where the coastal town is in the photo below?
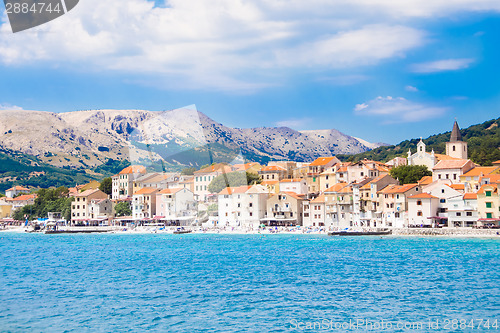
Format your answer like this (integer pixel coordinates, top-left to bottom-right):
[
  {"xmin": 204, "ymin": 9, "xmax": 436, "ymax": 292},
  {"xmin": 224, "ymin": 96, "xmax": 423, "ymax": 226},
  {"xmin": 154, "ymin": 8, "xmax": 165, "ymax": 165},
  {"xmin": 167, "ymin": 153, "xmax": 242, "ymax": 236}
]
[{"xmin": 1, "ymin": 121, "xmax": 499, "ymax": 234}]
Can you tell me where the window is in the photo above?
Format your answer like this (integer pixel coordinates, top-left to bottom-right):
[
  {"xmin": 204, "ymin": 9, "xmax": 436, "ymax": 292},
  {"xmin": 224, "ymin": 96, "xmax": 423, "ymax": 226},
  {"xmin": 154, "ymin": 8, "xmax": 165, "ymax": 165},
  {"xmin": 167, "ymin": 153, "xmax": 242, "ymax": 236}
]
[
  {"xmin": 249, "ymin": 212, "xmax": 253, "ymax": 216},
  {"xmin": 438, "ymin": 175, "xmax": 441, "ymax": 179},
  {"xmin": 487, "ymin": 213, "xmax": 492, "ymax": 219},
  {"xmin": 456, "ymin": 212, "xmax": 461, "ymax": 217},
  {"xmin": 249, "ymin": 203, "xmax": 253, "ymax": 207},
  {"xmin": 453, "ymin": 145, "xmax": 456, "ymax": 151},
  {"xmin": 417, "ymin": 211, "xmax": 422, "ymax": 216},
  {"xmin": 486, "ymin": 191, "xmax": 492, "ymax": 197},
  {"xmin": 486, "ymin": 202, "xmax": 492, "ymax": 209},
  {"xmin": 466, "ymin": 212, "xmax": 472, "ymax": 217},
  {"xmin": 441, "ymin": 189, "xmax": 445, "ymax": 194},
  {"xmin": 440, "ymin": 199, "xmax": 446, "ymax": 203},
  {"xmin": 417, "ymin": 200, "xmax": 422, "ymax": 206}
]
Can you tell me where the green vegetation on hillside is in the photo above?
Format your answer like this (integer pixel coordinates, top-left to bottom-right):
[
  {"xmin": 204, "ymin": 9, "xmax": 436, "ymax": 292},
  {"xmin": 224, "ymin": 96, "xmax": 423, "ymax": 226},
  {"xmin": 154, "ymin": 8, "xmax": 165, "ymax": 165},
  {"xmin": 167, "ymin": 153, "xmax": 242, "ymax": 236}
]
[
  {"xmin": 338, "ymin": 117, "xmax": 500, "ymax": 165},
  {"xmin": 0, "ymin": 148, "xmax": 97, "ymax": 193}
]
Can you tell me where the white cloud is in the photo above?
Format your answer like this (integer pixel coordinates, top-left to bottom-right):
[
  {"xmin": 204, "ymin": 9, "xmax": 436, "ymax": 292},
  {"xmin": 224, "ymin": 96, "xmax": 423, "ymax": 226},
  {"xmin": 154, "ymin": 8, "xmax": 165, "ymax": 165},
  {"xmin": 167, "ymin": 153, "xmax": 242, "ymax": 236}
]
[
  {"xmin": 0, "ymin": 0, "xmax": 497, "ymax": 91},
  {"xmin": 276, "ymin": 118, "xmax": 311, "ymax": 128},
  {"xmin": 405, "ymin": 85, "xmax": 419, "ymax": 92},
  {"xmin": 0, "ymin": 103, "xmax": 23, "ymax": 110},
  {"xmin": 410, "ymin": 58, "xmax": 475, "ymax": 73},
  {"xmin": 354, "ymin": 96, "xmax": 448, "ymax": 123}
]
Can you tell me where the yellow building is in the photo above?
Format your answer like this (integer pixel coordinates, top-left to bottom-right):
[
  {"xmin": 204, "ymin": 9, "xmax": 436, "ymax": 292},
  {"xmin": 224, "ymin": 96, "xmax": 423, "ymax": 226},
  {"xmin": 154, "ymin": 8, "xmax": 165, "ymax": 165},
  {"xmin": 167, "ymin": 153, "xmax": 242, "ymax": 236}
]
[{"xmin": 477, "ymin": 184, "xmax": 499, "ymax": 224}]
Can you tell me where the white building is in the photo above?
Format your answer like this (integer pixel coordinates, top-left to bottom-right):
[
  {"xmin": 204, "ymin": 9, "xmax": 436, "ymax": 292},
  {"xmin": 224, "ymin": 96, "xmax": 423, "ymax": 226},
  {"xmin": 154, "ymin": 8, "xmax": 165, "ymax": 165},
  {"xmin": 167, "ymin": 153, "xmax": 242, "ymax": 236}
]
[
  {"xmin": 218, "ymin": 185, "xmax": 269, "ymax": 228},
  {"xmin": 447, "ymin": 193, "xmax": 478, "ymax": 227},
  {"xmin": 407, "ymin": 139, "xmax": 437, "ymax": 170},
  {"xmin": 279, "ymin": 178, "xmax": 308, "ymax": 195},
  {"xmin": 112, "ymin": 165, "xmax": 147, "ymax": 200},
  {"xmin": 132, "ymin": 188, "xmax": 159, "ymax": 220},
  {"xmin": 407, "ymin": 193, "xmax": 439, "ymax": 227},
  {"xmin": 156, "ymin": 188, "xmax": 197, "ymax": 225}
]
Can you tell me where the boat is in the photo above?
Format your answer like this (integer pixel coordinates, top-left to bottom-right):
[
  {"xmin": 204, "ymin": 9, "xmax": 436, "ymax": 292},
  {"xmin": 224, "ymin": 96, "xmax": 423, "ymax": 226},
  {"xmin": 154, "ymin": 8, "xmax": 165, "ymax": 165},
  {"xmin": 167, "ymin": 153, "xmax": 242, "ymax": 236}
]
[
  {"xmin": 328, "ymin": 229, "xmax": 392, "ymax": 236},
  {"xmin": 173, "ymin": 228, "xmax": 192, "ymax": 234}
]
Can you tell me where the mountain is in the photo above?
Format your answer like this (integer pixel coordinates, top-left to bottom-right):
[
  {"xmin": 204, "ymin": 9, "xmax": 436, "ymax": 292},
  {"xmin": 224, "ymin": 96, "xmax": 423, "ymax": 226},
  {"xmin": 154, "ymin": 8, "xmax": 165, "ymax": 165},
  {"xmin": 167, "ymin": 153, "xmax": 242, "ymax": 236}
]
[
  {"xmin": 338, "ymin": 117, "xmax": 500, "ymax": 166},
  {"xmin": 0, "ymin": 108, "xmax": 377, "ymax": 172}
]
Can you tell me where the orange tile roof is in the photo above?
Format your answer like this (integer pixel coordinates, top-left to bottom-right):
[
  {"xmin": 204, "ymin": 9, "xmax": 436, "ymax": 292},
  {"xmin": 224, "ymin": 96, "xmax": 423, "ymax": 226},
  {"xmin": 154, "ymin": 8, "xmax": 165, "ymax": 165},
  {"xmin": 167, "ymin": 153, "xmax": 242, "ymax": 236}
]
[
  {"xmin": 338, "ymin": 185, "xmax": 353, "ymax": 194},
  {"xmin": 282, "ymin": 191, "xmax": 305, "ymax": 200},
  {"xmin": 119, "ymin": 165, "xmax": 147, "ymax": 175},
  {"xmin": 418, "ymin": 176, "xmax": 433, "ymax": 185},
  {"xmin": 10, "ymin": 194, "xmax": 36, "ymax": 201},
  {"xmin": 218, "ymin": 186, "xmax": 252, "ymax": 195},
  {"xmin": 462, "ymin": 166, "xmax": 499, "ymax": 177},
  {"xmin": 325, "ymin": 183, "xmax": 348, "ymax": 192},
  {"xmin": 309, "ymin": 157, "xmax": 337, "ymax": 167},
  {"xmin": 194, "ymin": 163, "xmax": 233, "ymax": 174},
  {"xmin": 481, "ymin": 174, "xmax": 500, "ymax": 184},
  {"xmin": 280, "ymin": 178, "xmax": 304, "ymax": 183},
  {"xmin": 75, "ymin": 189, "xmax": 103, "ymax": 197},
  {"xmin": 477, "ymin": 184, "xmax": 498, "ymax": 195},
  {"xmin": 158, "ymin": 188, "xmax": 183, "ymax": 194},
  {"xmin": 260, "ymin": 165, "xmax": 286, "ymax": 172},
  {"xmin": 6, "ymin": 186, "xmax": 29, "ymax": 191},
  {"xmin": 435, "ymin": 154, "xmax": 461, "ymax": 161},
  {"xmin": 261, "ymin": 180, "xmax": 279, "ymax": 185},
  {"xmin": 433, "ymin": 159, "xmax": 470, "ymax": 170},
  {"xmin": 447, "ymin": 184, "xmax": 465, "ymax": 190},
  {"xmin": 493, "ymin": 160, "xmax": 500, "ymax": 165},
  {"xmin": 311, "ymin": 194, "xmax": 326, "ymax": 203},
  {"xmin": 408, "ymin": 193, "xmax": 437, "ymax": 199},
  {"xmin": 464, "ymin": 193, "xmax": 478, "ymax": 200},
  {"xmin": 381, "ymin": 184, "xmax": 418, "ymax": 194},
  {"xmin": 133, "ymin": 187, "xmax": 159, "ymax": 195}
]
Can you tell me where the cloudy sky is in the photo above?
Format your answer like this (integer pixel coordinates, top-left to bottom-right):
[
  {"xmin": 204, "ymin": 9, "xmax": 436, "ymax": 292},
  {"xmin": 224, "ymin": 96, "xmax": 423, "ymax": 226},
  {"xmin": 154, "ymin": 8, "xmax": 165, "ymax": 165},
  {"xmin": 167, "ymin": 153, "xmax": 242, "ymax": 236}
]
[{"xmin": 1, "ymin": 0, "xmax": 499, "ymax": 144}]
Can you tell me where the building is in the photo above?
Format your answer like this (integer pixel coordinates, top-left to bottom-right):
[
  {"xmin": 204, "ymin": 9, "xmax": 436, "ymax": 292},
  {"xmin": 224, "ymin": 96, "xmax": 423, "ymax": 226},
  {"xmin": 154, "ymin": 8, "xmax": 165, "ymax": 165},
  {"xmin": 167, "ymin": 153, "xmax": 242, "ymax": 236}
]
[
  {"xmin": 379, "ymin": 184, "xmax": 421, "ymax": 228},
  {"xmin": 132, "ymin": 188, "xmax": 159, "ymax": 220},
  {"xmin": 88, "ymin": 198, "xmax": 114, "ymax": 220},
  {"xmin": 156, "ymin": 188, "xmax": 197, "ymax": 225},
  {"xmin": 264, "ymin": 192, "xmax": 305, "ymax": 226},
  {"xmin": 194, "ymin": 163, "xmax": 233, "ymax": 201},
  {"xmin": 347, "ymin": 159, "xmax": 390, "ymax": 184},
  {"xmin": 446, "ymin": 120, "xmax": 468, "ymax": 160},
  {"xmin": 258, "ymin": 165, "xmax": 287, "ymax": 182},
  {"xmin": 407, "ymin": 193, "xmax": 439, "ymax": 227},
  {"xmin": 112, "ymin": 165, "xmax": 147, "ymax": 200},
  {"xmin": 218, "ymin": 185, "xmax": 269, "ymax": 228},
  {"xmin": 71, "ymin": 189, "xmax": 108, "ymax": 223},
  {"xmin": 459, "ymin": 166, "xmax": 499, "ymax": 192},
  {"xmin": 447, "ymin": 193, "xmax": 478, "ymax": 227},
  {"xmin": 386, "ymin": 157, "xmax": 407, "ymax": 167},
  {"xmin": 432, "ymin": 159, "xmax": 475, "ymax": 184},
  {"xmin": 407, "ymin": 139, "xmax": 437, "ymax": 170},
  {"xmin": 477, "ymin": 184, "xmax": 499, "ymax": 225},
  {"xmin": 303, "ymin": 195, "xmax": 326, "ymax": 228},
  {"xmin": 5, "ymin": 186, "xmax": 30, "ymax": 198},
  {"xmin": 279, "ymin": 178, "xmax": 308, "ymax": 195},
  {"xmin": 7, "ymin": 194, "xmax": 36, "ymax": 210},
  {"xmin": 306, "ymin": 157, "xmax": 340, "ymax": 193}
]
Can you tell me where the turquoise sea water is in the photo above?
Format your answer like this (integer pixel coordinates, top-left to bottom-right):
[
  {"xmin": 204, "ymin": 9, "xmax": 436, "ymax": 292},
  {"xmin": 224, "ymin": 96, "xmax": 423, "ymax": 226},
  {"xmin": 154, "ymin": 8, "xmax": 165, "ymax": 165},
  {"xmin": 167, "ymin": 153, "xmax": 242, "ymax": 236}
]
[{"xmin": 1, "ymin": 233, "xmax": 500, "ymax": 332}]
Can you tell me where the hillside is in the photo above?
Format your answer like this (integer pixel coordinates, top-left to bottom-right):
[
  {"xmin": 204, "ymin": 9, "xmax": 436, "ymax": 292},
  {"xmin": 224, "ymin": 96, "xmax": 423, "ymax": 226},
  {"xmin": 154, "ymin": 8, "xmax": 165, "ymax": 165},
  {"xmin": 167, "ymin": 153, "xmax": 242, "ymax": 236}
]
[
  {"xmin": 338, "ymin": 117, "xmax": 500, "ymax": 166},
  {"xmin": 0, "ymin": 147, "xmax": 99, "ymax": 193},
  {"xmin": 0, "ymin": 108, "xmax": 376, "ymax": 171}
]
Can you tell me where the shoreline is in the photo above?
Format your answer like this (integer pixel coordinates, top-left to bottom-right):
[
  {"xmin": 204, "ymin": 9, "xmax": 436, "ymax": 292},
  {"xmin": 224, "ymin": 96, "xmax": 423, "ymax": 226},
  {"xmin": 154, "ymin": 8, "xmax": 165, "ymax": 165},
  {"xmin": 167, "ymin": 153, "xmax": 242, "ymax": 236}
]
[{"xmin": 2, "ymin": 225, "xmax": 500, "ymax": 238}]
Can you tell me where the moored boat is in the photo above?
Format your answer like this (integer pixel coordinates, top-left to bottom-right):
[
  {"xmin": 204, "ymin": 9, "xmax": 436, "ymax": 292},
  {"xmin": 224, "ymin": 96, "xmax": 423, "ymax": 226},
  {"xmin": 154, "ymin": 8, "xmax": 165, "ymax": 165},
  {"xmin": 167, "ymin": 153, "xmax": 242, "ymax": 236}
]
[{"xmin": 328, "ymin": 229, "xmax": 392, "ymax": 236}]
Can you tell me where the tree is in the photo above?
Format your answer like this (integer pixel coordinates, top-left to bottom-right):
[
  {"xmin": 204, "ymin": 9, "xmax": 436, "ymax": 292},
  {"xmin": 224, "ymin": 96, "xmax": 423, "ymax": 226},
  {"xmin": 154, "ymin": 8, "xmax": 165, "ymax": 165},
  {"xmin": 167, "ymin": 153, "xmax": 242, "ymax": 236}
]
[
  {"xmin": 390, "ymin": 165, "xmax": 432, "ymax": 185},
  {"xmin": 207, "ymin": 171, "xmax": 261, "ymax": 194},
  {"xmin": 181, "ymin": 167, "xmax": 196, "ymax": 175},
  {"xmin": 99, "ymin": 177, "xmax": 112, "ymax": 195},
  {"xmin": 115, "ymin": 201, "xmax": 132, "ymax": 217}
]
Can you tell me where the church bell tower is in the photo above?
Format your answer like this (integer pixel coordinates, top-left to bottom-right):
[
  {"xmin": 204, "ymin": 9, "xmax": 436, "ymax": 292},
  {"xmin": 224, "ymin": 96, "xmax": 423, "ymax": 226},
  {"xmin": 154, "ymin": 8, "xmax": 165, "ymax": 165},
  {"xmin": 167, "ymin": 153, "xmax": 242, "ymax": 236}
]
[{"xmin": 445, "ymin": 120, "xmax": 468, "ymax": 159}]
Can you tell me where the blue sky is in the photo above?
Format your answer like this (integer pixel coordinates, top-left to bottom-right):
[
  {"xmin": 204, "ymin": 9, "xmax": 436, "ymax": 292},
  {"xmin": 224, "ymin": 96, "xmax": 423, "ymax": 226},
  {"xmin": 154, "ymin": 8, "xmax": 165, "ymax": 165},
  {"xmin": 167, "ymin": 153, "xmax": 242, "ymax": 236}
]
[{"xmin": 1, "ymin": 1, "xmax": 500, "ymax": 144}]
